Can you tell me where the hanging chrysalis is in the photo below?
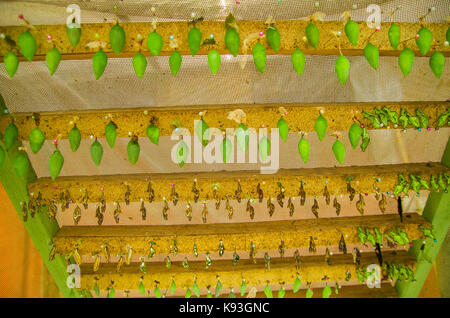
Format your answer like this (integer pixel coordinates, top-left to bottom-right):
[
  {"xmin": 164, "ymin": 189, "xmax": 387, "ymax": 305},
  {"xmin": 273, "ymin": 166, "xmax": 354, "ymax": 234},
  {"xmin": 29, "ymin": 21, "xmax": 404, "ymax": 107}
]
[
  {"xmin": 294, "ymin": 250, "xmax": 301, "ymax": 269},
  {"xmin": 147, "ymin": 30, "xmax": 163, "ymax": 56},
  {"xmin": 196, "ymin": 115, "xmax": 210, "ymax": 147},
  {"xmin": 213, "ymin": 185, "xmax": 221, "ymax": 209},
  {"xmin": 325, "ymin": 247, "xmax": 332, "ymax": 265},
  {"xmin": 205, "ymin": 252, "xmax": 212, "ymax": 269},
  {"xmin": 247, "ymin": 199, "xmax": 255, "ymax": 220},
  {"xmin": 353, "ymin": 248, "xmax": 361, "ymax": 265},
  {"xmin": 132, "ymin": 51, "xmax": 147, "ymax": 78},
  {"xmin": 292, "ymin": 48, "xmax": 306, "ymax": 75},
  {"xmin": 252, "ymin": 42, "xmax": 266, "ymax": 74},
  {"xmin": 232, "ymin": 250, "xmax": 240, "ymax": 266},
  {"xmin": 192, "ymin": 179, "xmax": 200, "ymax": 203},
  {"xmin": 92, "ymin": 254, "xmax": 100, "ymax": 272},
  {"xmin": 162, "ymin": 198, "xmax": 169, "ymax": 220},
  {"xmin": 311, "ymin": 198, "xmax": 319, "ymax": 218},
  {"xmin": 257, "ymin": 182, "xmax": 264, "ymax": 203},
  {"xmin": 356, "ymin": 194, "xmax": 365, "ymax": 215},
  {"xmin": 3, "ymin": 51, "xmax": 19, "ymax": 78},
  {"xmin": 277, "ymin": 116, "xmax": 289, "ymax": 142},
  {"xmin": 344, "ymin": 19, "xmax": 360, "ymax": 46},
  {"xmin": 185, "ymin": 202, "xmax": 193, "ymax": 221},
  {"xmin": 192, "ymin": 277, "xmax": 200, "ymax": 297},
  {"xmin": 125, "ymin": 245, "xmax": 133, "ymax": 265},
  {"xmin": 305, "ymin": 22, "xmax": 320, "ymax": 49},
  {"xmin": 309, "ymin": 236, "xmax": 316, "ymax": 253},
  {"xmin": 363, "ymin": 42, "xmax": 379, "ymax": 70},
  {"xmin": 202, "ymin": 202, "xmax": 208, "ymax": 224},
  {"xmin": 264, "ymin": 282, "xmax": 273, "ymax": 298},
  {"xmin": 388, "ymin": 23, "xmax": 400, "ymax": 50},
  {"xmin": 140, "ymin": 199, "xmax": 146, "ymax": 221},
  {"xmin": 278, "ymin": 240, "xmax": 285, "ymax": 258},
  {"xmin": 218, "ymin": 240, "xmax": 225, "ymax": 257},
  {"xmin": 264, "ymin": 252, "xmax": 271, "ymax": 271},
  {"xmin": 429, "ymin": 52, "xmax": 445, "ymax": 79},
  {"xmin": 335, "ymin": 55, "xmax": 350, "ymax": 86},
  {"xmin": 235, "ymin": 180, "xmax": 242, "ymax": 203},
  {"xmin": 138, "ymin": 278, "xmax": 146, "ymax": 296},
  {"xmin": 415, "ymin": 27, "xmax": 433, "ymax": 56},
  {"xmin": 398, "ymin": 48, "xmax": 415, "ymax": 77},
  {"xmin": 166, "ymin": 256, "xmax": 172, "ymax": 269},
  {"xmin": 171, "ymin": 239, "xmax": 178, "ymax": 257},
  {"xmin": 298, "ymin": 133, "xmax": 310, "ymax": 163},
  {"xmin": 29, "ymin": 127, "xmax": 45, "ymax": 154},
  {"xmin": 347, "ymin": 179, "xmax": 356, "ymax": 201},
  {"xmin": 339, "ymin": 234, "xmax": 347, "ymax": 254},
  {"xmin": 259, "ymin": 136, "xmax": 271, "ymax": 162},
  {"xmin": 323, "ymin": 183, "xmax": 330, "ymax": 205},
  {"xmin": 215, "ymin": 277, "xmax": 223, "ymax": 298},
  {"xmin": 18, "ymin": 30, "xmax": 37, "ymax": 61},
  {"xmin": 169, "ymin": 49, "xmax": 182, "ymax": 75},
  {"xmin": 49, "ymin": 148, "xmax": 64, "ymax": 180},
  {"xmin": 81, "ymin": 189, "xmax": 89, "ymax": 210},
  {"xmin": 92, "ymin": 49, "xmax": 108, "ymax": 80},
  {"xmin": 276, "ymin": 182, "xmax": 285, "ymax": 207},
  {"xmin": 322, "ymin": 283, "xmax": 332, "ymax": 298},
  {"xmin": 225, "ymin": 199, "xmax": 233, "ymax": 219},
  {"xmin": 366, "ymin": 228, "xmax": 376, "ymax": 247},
  {"xmin": 73, "ymin": 205, "xmax": 81, "ymax": 225},
  {"xmin": 299, "ymin": 181, "xmax": 306, "ymax": 206},
  {"xmin": 170, "ymin": 279, "xmax": 176, "ymax": 295},
  {"xmin": 240, "ymin": 279, "xmax": 247, "ymax": 296},
  {"xmin": 348, "ymin": 122, "xmax": 363, "ymax": 149},
  {"xmin": 182, "ymin": 257, "xmax": 190, "ymax": 270},
  {"xmin": 116, "ymin": 255, "xmax": 124, "ymax": 272},
  {"xmin": 224, "ymin": 13, "xmax": 240, "ymax": 57},
  {"xmin": 333, "ymin": 197, "xmax": 341, "ymax": 216},
  {"xmin": 208, "ymin": 49, "xmax": 221, "ymax": 74},
  {"xmin": 293, "ymin": 274, "xmax": 301, "ymax": 293},
  {"xmin": 47, "ymin": 200, "xmax": 57, "ymax": 221},
  {"xmin": 127, "ymin": 135, "xmax": 140, "ymax": 165},
  {"xmin": 249, "ymin": 242, "xmax": 257, "ymax": 263},
  {"xmin": 287, "ymin": 197, "xmax": 295, "ymax": 217},
  {"xmin": 314, "ymin": 112, "xmax": 327, "ymax": 141},
  {"xmin": 332, "ymin": 134, "xmax": 346, "ymax": 164},
  {"xmin": 357, "ymin": 227, "xmax": 367, "ymax": 245},
  {"xmin": 139, "ymin": 257, "xmax": 147, "ymax": 274},
  {"xmin": 379, "ymin": 193, "xmax": 387, "ymax": 214},
  {"xmin": 113, "ymin": 202, "xmax": 121, "ymax": 224},
  {"xmin": 95, "ymin": 204, "xmax": 103, "ymax": 226},
  {"xmin": 267, "ymin": 198, "xmax": 275, "ymax": 217}
]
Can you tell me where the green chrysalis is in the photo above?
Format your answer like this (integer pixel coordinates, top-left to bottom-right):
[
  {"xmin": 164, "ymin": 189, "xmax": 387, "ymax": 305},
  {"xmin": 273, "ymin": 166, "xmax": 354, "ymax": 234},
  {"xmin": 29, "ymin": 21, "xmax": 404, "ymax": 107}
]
[
  {"xmin": 154, "ymin": 285, "xmax": 161, "ymax": 298},
  {"xmin": 278, "ymin": 286, "xmax": 286, "ymax": 298},
  {"xmin": 266, "ymin": 26, "xmax": 281, "ymax": 53},
  {"xmin": 291, "ymin": 48, "xmax": 305, "ymax": 76},
  {"xmin": 332, "ymin": 139, "xmax": 346, "ymax": 164},
  {"xmin": 66, "ymin": 23, "xmax": 81, "ymax": 47},
  {"xmin": 345, "ymin": 20, "xmax": 360, "ymax": 46},
  {"xmin": 252, "ymin": 42, "xmax": 266, "ymax": 74},
  {"xmin": 398, "ymin": 48, "xmax": 414, "ymax": 77},
  {"xmin": 29, "ymin": 127, "xmax": 45, "ymax": 154},
  {"xmin": 92, "ymin": 49, "xmax": 108, "ymax": 80},
  {"xmin": 264, "ymin": 283, "xmax": 273, "ymax": 298},
  {"xmin": 104, "ymin": 121, "xmax": 117, "ymax": 148},
  {"xmin": 322, "ymin": 284, "xmax": 332, "ymax": 298},
  {"xmin": 415, "ymin": 27, "xmax": 433, "ymax": 56},
  {"xmin": 138, "ymin": 281, "xmax": 145, "ymax": 296},
  {"xmin": 132, "ymin": 52, "xmax": 147, "ymax": 78},
  {"xmin": 293, "ymin": 276, "xmax": 301, "ymax": 293},
  {"xmin": 306, "ymin": 287, "xmax": 314, "ymax": 298},
  {"xmin": 298, "ymin": 136, "xmax": 310, "ymax": 164},
  {"xmin": 240, "ymin": 279, "xmax": 247, "ymax": 296},
  {"xmin": 235, "ymin": 123, "xmax": 249, "ymax": 152},
  {"xmin": 46, "ymin": 47, "xmax": 61, "ymax": 75},
  {"xmin": 185, "ymin": 288, "xmax": 192, "ymax": 298},
  {"xmin": 4, "ymin": 122, "xmax": 18, "ymax": 149},
  {"xmin": 188, "ymin": 27, "xmax": 202, "ymax": 56},
  {"xmin": 196, "ymin": 118, "xmax": 210, "ymax": 147},
  {"xmin": 49, "ymin": 149, "xmax": 64, "ymax": 180},
  {"xmin": 127, "ymin": 137, "xmax": 140, "ymax": 165},
  {"xmin": 69, "ymin": 125, "xmax": 81, "ymax": 152},
  {"xmin": 429, "ymin": 51, "xmax": 445, "ymax": 79},
  {"xmin": 192, "ymin": 281, "xmax": 200, "ymax": 297},
  {"xmin": 215, "ymin": 279, "xmax": 223, "ymax": 298},
  {"xmin": 388, "ymin": 23, "xmax": 400, "ymax": 50},
  {"xmin": 18, "ymin": 31, "xmax": 37, "ymax": 61},
  {"xmin": 146, "ymin": 124, "xmax": 160, "ymax": 145},
  {"xmin": 305, "ymin": 23, "xmax": 319, "ymax": 49},
  {"xmin": 259, "ymin": 136, "xmax": 270, "ymax": 162},
  {"xmin": 90, "ymin": 139, "xmax": 103, "ymax": 166},
  {"xmin": 348, "ymin": 123, "xmax": 362, "ymax": 149},
  {"xmin": 13, "ymin": 151, "xmax": 31, "ymax": 180},
  {"xmin": 176, "ymin": 140, "xmax": 189, "ymax": 168},
  {"xmin": 93, "ymin": 282, "xmax": 100, "ymax": 297},
  {"xmin": 277, "ymin": 117, "xmax": 289, "ymax": 142},
  {"xmin": 109, "ymin": 24, "xmax": 126, "ymax": 55},
  {"xmin": 360, "ymin": 128, "xmax": 370, "ymax": 152},
  {"xmin": 170, "ymin": 279, "xmax": 176, "ymax": 295},
  {"xmin": 447, "ymin": 27, "xmax": 450, "ymax": 43},
  {"xmin": 335, "ymin": 55, "xmax": 350, "ymax": 85},
  {"xmin": 221, "ymin": 137, "xmax": 232, "ymax": 163},
  {"xmin": 363, "ymin": 42, "xmax": 379, "ymax": 70},
  {"xmin": 208, "ymin": 49, "xmax": 221, "ymax": 74},
  {"xmin": 225, "ymin": 28, "xmax": 240, "ymax": 57},
  {"xmin": 169, "ymin": 50, "xmax": 182, "ymax": 75},
  {"xmin": 314, "ymin": 114, "xmax": 327, "ymax": 141},
  {"xmin": 147, "ymin": 31, "xmax": 163, "ymax": 56},
  {"xmin": 4, "ymin": 51, "xmax": 19, "ymax": 78}
]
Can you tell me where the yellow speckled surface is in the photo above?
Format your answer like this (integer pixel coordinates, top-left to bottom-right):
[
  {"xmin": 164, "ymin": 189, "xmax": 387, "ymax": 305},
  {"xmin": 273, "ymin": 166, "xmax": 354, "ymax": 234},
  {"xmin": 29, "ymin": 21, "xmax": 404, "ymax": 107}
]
[
  {"xmin": 27, "ymin": 162, "xmax": 448, "ymax": 203},
  {"xmin": 1, "ymin": 102, "xmax": 448, "ymax": 141},
  {"xmin": 0, "ymin": 21, "xmax": 449, "ymax": 60}
]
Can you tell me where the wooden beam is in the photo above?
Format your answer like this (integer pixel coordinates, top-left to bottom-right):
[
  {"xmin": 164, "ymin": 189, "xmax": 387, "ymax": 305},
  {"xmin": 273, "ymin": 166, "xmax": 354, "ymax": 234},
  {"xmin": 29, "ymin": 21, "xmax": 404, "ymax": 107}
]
[
  {"xmin": 27, "ymin": 162, "xmax": 448, "ymax": 203},
  {"xmin": 53, "ymin": 214, "xmax": 428, "ymax": 257},
  {"xmin": 1, "ymin": 102, "xmax": 448, "ymax": 141},
  {"xmin": 396, "ymin": 136, "xmax": 450, "ymax": 297},
  {"xmin": 0, "ymin": 140, "xmax": 78, "ymax": 298},
  {"xmin": 1, "ymin": 21, "xmax": 449, "ymax": 61},
  {"xmin": 78, "ymin": 250, "xmax": 415, "ymax": 291}
]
